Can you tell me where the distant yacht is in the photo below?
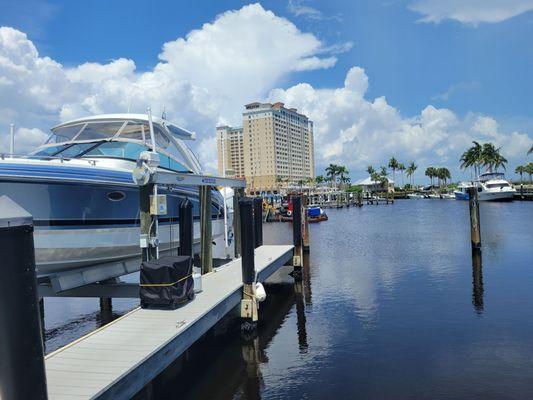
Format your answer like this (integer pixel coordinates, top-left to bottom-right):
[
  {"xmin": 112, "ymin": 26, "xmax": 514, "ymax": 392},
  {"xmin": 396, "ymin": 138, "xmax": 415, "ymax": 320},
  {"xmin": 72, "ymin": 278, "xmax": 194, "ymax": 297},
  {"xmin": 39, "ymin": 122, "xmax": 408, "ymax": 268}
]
[{"xmin": 454, "ymin": 172, "xmax": 516, "ymax": 201}]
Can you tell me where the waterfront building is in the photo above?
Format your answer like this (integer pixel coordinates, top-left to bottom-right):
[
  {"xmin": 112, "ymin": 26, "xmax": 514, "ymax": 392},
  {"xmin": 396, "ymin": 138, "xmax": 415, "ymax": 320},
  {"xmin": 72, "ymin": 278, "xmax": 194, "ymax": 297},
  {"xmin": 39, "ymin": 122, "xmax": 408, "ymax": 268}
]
[
  {"xmin": 216, "ymin": 126, "xmax": 245, "ymax": 178},
  {"xmin": 217, "ymin": 102, "xmax": 315, "ymax": 192},
  {"xmin": 356, "ymin": 176, "xmax": 395, "ymax": 195}
]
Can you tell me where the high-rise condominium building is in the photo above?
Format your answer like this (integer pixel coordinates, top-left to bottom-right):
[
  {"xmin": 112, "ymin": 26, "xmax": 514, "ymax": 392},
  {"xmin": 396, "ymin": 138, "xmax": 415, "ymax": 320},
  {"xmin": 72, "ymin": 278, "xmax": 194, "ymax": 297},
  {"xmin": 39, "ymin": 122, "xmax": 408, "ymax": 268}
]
[
  {"xmin": 216, "ymin": 102, "xmax": 314, "ymax": 192},
  {"xmin": 216, "ymin": 126, "xmax": 244, "ymax": 178}
]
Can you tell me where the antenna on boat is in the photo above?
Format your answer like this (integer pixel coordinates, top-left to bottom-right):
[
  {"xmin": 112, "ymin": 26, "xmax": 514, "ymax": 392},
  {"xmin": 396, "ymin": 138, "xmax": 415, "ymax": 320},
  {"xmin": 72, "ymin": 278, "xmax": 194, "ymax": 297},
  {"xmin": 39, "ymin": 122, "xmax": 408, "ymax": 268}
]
[
  {"xmin": 146, "ymin": 108, "xmax": 157, "ymax": 152},
  {"xmin": 9, "ymin": 123, "xmax": 15, "ymax": 157},
  {"xmin": 161, "ymin": 106, "xmax": 167, "ymax": 120}
]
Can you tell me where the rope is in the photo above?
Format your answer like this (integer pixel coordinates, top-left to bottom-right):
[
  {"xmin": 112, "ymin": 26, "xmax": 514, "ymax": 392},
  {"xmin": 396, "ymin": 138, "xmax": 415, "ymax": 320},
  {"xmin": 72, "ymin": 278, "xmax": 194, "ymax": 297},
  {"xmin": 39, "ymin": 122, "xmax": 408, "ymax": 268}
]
[{"xmin": 139, "ymin": 274, "xmax": 192, "ymax": 287}]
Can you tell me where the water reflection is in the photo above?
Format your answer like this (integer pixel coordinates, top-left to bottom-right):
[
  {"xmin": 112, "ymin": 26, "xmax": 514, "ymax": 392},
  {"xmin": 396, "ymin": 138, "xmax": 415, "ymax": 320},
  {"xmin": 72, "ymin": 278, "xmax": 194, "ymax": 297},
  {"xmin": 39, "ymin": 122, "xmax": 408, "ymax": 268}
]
[{"xmin": 472, "ymin": 249, "xmax": 484, "ymax": 314}]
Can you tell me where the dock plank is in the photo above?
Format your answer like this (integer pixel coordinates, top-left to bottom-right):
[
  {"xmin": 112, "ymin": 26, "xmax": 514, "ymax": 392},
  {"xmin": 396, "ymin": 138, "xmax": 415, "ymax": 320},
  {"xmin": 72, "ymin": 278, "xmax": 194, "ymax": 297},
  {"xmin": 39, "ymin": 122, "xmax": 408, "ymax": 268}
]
[{"xmin": 45, "ymin": 245, "xmax": 293, "ymax": 400}]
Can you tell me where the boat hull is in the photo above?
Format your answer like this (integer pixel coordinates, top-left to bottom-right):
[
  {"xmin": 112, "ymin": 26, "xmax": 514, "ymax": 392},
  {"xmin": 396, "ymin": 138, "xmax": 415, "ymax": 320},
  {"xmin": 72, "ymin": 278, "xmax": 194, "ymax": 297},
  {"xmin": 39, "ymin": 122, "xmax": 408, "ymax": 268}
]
[{"xmin": 0, "ymin": 161, "xmax": 225, "ymax": 275}]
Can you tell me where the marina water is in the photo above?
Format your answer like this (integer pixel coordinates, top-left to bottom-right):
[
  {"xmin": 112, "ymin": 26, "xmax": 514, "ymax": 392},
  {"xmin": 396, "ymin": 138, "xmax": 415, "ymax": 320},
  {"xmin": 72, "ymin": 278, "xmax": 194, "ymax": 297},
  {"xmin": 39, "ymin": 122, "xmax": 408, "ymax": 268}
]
[{"xmin": 44, "ymin": 200, "xmax": 533, "ymax": 399}]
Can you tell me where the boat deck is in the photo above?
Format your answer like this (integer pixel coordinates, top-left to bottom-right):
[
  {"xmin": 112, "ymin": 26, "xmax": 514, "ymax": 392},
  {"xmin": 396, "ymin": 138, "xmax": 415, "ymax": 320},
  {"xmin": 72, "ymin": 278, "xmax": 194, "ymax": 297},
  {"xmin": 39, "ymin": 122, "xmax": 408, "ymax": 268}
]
[{"xmin": 44, "ymin": 245, "xmax": 293, "ymax": 400}]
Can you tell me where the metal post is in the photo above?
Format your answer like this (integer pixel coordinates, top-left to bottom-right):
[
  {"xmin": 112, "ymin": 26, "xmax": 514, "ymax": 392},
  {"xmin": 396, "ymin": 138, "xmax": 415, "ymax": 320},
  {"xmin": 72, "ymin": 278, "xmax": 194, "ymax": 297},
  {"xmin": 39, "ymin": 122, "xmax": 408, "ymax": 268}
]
[
  {"xmin": 200, "ymin": 186, "xmax": 213, "ymax": 274},
  {"xmin": 233, "ymin": 187, "xmax": 244, "ymax": 258},
  {"xmin": 467, "ymin": 187, "xmax": 481, "ymax": 249},
  {"xmin": 9, "ymin": 123, "xmax": 15, "ymax": 156},
  {"xmin": 292, "ymin": 195, "xmax": 303, "ymax": 277},
  {"xmin": 140, "ymin": 183, "xmax": 156, "ymax": 262},
  {"xmin": 221, "ymin": 131, "xmax": 230, "ymax": 258},
  {"xmin": 239, "ymin": 198, "xmax": 257, "ymax": 328},
  {"xmin": 253, "ymin": 197, "xmax": 263, "ymax": 249},
  {"xmin": 302, "ymin": 195, "xmax": 310, "ymax": 251},
  {"xmin": 179, "ymin": 198, "xmax": 194, "ymax": 257},
  {"xmin": 0, "ymin": 196, "xmax": 47, "ymax": 400}
]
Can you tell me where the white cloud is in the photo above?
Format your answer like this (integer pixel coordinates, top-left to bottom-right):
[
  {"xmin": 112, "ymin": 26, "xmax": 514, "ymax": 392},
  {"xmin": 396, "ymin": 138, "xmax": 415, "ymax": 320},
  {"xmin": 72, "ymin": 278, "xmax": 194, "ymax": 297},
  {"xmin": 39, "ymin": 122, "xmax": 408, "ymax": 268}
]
[
  {"xmin": 287, "ymin": 0, "xmax": 324, "ymax": 20},
  {"xmin": 0, "ymin": 3, "xmax": 337, "ymax": 162},
  {"xmin": 409, "ymin": 0, "xmax": 533, "ymax": 25},
  {"xmin": 268, "ymin": 67, "xmax": 532, "ymax": 179},
  {"xmin": 431, "ymin": 81, "xmax": 481, "ymax": 101}
]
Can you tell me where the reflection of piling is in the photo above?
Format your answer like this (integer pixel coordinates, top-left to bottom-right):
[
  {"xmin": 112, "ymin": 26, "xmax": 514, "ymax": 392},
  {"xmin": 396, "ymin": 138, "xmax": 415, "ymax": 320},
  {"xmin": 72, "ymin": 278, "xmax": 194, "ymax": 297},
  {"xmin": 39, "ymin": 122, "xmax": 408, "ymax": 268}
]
[
  {"xmin": 0, "ymin": 198, "xmax": 48, "ymax": 400},
  {"xmin": 467, "ymin": 187, "xmax": 481, "ymax": 249},
  {"xmin": 472, "ymin": 249, "xmax": 484, "ymax": 313},
  {"xmin": 302, "ymin": 252, "xmax": 312, "ymax": 305},
  {"xmin": 241, "ymin": 337, "xmax": 262, "ymax": 400},
  {"xmin": 293, "ymin": 281, "xmax": 309, "ymax": 353}
]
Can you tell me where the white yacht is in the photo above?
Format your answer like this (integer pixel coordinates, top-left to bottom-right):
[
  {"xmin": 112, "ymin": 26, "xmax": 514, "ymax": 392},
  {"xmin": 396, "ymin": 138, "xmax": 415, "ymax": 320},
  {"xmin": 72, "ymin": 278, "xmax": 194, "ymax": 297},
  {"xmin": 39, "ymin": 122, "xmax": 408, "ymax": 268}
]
[{"xmin": 454, "ymin": 172, "xmax": 516, "ymax": 201}]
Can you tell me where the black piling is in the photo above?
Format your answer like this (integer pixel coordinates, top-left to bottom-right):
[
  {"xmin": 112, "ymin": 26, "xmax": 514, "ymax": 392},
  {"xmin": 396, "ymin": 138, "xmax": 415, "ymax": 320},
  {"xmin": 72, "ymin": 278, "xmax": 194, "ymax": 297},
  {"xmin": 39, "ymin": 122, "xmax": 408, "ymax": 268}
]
[
  {"xmin": 0, "ymin": 197, "xmax": 48, "ymax": 400},
  {"xmin": 233, "ymin": 188, "xmax": 245, "ymax": 258},
  {"xmin": 292, "ymin": 195, "xmax": 303, "ymax": 280},
  {"xmin": 253, "ymin": 197, "xmax": 263, "ymax": 249},
  {"xmin": 179, "ymin": 198, "xmax": 194, "ymax": 257},
  {"xmin": 467, "ymin": 187, "xmax": 481, "ymax": 249},
  {"xmin": 239, "ymin": 198, "xmax": 257, "ymax": 331}
]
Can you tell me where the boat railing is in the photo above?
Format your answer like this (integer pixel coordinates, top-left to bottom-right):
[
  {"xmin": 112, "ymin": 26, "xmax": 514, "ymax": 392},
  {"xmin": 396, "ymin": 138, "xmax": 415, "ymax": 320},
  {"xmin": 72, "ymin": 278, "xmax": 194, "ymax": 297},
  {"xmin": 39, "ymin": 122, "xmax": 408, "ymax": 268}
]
[{"xmin": 0, "ymin": 153, "xmax": 98, "ymax": 166}]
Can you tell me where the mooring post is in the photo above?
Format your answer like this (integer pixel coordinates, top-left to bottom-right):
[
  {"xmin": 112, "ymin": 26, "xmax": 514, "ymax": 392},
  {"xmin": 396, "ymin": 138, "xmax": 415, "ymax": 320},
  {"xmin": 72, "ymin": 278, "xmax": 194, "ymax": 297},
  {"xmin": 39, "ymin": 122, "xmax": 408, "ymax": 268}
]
[
  {"xmin": 0, "ymin": 196, "xmax": 48, "ymax": 400},
  {"xmin": 99, "ymin": 297, "xmax": 113, "ymax": 324},
  {"xmin": 467, "ymin": 187, "xmax": 481, "ymax": 249},
  {"xmin": 140, "ymin": 183, "xmax": 156, "ymax": 262},
  {"xmin": 233, "ymin": 187, "xmax": 244, "ymax": 258},
  {"xmin": 239, "ymin": 198, "xmax": 258, "ymax": 329},
  {"xmin": 292, "ymin": 195, "xmax": 303, "ymax": 279},
  {"xmin": 253, "ymin": 197, "xmax": 263, "ymax": 249},
  {"xmin": 302, "ymin": 194, "xmax": 310, "ymax": 252},
  {"xmin": 200, "ymin": 186, "xmax": 213, "ymax": 274},
  {"xmin": 179, "ymin": 198, "xmax": 194, "ymax": 257},
  {"xmin": 472, "ymin": 248, "xmax": 483, "ymax": 313}
]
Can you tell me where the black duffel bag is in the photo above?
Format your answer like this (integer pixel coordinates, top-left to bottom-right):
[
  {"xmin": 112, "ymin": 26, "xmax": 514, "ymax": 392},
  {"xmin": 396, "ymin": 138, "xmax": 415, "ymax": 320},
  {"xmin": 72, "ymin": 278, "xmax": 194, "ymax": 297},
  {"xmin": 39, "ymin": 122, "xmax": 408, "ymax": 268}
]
[{"xmin": 140, "ymin": 255, "xmax": 194, "ymax": 310}]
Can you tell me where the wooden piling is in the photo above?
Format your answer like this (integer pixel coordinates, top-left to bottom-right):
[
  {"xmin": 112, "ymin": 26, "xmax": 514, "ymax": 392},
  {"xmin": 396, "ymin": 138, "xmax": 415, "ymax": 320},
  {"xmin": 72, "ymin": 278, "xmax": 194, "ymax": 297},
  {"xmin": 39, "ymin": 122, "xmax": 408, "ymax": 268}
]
[
  {"xmin": 467, "ymin": 187, "xmax": 481, "ymax": 249},
  {"xmin": 200, "ymin": 185, "xmax": 213, "ymax": 274},
  {"xmin": 302, "ymin": 195, "xmax": 310, "ymax": 252},
  {"xmin": 292, "ymin": 195, "xmax": 303, "ymax": 278},
  {"xmin": 233, "ymin": 187, "xmax": 244, "ymax": 258}
]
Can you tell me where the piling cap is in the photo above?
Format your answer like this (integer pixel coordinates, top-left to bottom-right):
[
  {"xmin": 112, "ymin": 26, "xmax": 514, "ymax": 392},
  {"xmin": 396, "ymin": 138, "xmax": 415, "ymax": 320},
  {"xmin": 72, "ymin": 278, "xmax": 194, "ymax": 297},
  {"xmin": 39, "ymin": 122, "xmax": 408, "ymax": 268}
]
[{"xmin": 0, "ymin": 196, "xmax": 33, "ymax": 228}]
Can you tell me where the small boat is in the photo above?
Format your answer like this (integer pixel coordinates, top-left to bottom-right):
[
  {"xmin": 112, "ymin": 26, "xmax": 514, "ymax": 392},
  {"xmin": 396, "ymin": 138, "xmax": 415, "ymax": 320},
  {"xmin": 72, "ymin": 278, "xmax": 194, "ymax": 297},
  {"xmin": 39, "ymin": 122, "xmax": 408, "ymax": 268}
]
[
  {"xmin": 441, "ymin": 193, "xmax": 456, "ymax": 200},
  {"xmin": 428, "ymin": 193, "xmax": 441, "ymax": 199},
  {"xmin": 0, "ymin": 113, "xmax": 225, "ymax": 276},
  {"xmin": 407, "ymin": 193, "xmax": 425, "ymax": 199},
  {"xmin": 454, "ymin": 172, "xmax": 516, "ymax": 201}
]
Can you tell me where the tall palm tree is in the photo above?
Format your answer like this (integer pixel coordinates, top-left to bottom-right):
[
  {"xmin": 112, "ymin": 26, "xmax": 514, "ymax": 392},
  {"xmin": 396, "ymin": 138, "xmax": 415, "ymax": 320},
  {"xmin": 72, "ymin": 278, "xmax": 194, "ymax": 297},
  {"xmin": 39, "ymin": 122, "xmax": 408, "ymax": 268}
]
[
  {"xmin": 397, "ymin": 163, "xmax": 405, "ymax": 187},
  {"xmin": 380, "ymin": 166, "xmax": 388, "ymax": 177},
  {"xmin": 315, "ymin": 175, "xmax": 325, "ymax": 186},
  {"xmin": 366, "ymin": 165, "xmax": 375, "ymax": 176},
  {"xmin": 406, "ymin": 161, "xmax": 417, "ymax": 187},
  {"xmin": 481, "ymin": 143, "xmax": 507, "ymax": 172},
  {"xmin": 388, "ymin": 157, "xmax": 399, "ymax": 184},
  {"xmin": 526, "ymin": 162, "xmax": 533, "ymax": 184},
  {"xmin": 460, "ymin": 141, "xmax": 483, "ymax": 178},
  {"xmin": 337, "ymin": 165, "xmax": 349, "ymax": 188},
  {"xmin": 326, "ymin": 164, "xmax": 339, "ymax": 190},
  {"xmin": 515, "ymin": 165, "xmax": 525, "ymax": 184}
]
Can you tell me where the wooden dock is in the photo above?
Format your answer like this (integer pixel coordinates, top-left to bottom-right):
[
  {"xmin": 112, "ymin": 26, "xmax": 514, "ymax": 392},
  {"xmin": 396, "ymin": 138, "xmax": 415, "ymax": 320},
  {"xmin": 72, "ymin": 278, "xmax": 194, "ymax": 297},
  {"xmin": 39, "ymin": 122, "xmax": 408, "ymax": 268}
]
[{"xmin": 44, "ymin": 245, "xmax": 293, "ymax": 400}]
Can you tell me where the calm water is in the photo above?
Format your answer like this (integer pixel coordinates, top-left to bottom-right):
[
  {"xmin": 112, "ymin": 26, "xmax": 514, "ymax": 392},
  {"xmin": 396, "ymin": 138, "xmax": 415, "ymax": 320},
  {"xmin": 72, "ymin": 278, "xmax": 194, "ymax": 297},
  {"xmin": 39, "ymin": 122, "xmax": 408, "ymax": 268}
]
[{"xmin": 45, "ymin": 200, "xmax": 533, "ymax": 399}]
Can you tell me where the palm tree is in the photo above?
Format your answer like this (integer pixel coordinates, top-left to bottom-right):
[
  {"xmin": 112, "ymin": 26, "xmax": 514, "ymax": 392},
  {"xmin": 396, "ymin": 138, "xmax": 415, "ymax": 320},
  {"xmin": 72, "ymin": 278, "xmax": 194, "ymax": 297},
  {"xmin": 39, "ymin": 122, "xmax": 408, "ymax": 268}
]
[
  {"xmin": 425, "ymin": 167, "xmax": 435, "ymax": 187},
  {"xmin": 388, "ymin": 157, "xmax": 399, "ymax": 184},
  {"xmin": 406, "ymin": 161, "xmax": 417, "ymax": 187},
  {"xmin": 436, "ymin": 167, "xmax": 451, "ymax": 187},
  {"xmin": 481, "ymin": 143, "xmax": 507, "ymax": 172},
  {"xmin": 366, "ymin": 165, "xmax": 375, "ymax": 176},
  {"xmin": 380, "ymin": 166, "xmax": 388, "ymax": 177},
  {"xmin": 326, "ymin": 164, "xmax": 339, "ymax": 190},
  {"xmin": 526, "ymin": 162, "xmax": 533, "ymax": 184},
  {"xmin": 515, "ymin": 165, "xmax": 525, "ymax": 184},
  {"xmin": 315, "ymin": 175, "xmax": 325, "ymax": 186},
  {"xmin": 397, "ymin": 163, "xmax": 405, "ymax": 188},
  {"xmin": 460, "ymin": 141, "xmax": 483, "ymax": 178}
]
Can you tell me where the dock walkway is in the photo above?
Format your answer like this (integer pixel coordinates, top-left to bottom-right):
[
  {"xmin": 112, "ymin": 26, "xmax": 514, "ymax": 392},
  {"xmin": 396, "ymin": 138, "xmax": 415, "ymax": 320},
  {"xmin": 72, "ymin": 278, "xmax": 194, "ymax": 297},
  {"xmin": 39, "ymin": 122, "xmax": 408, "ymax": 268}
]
[{"xmin": 45, "ymin": 245, "xmax": 293, "ymax": 400}]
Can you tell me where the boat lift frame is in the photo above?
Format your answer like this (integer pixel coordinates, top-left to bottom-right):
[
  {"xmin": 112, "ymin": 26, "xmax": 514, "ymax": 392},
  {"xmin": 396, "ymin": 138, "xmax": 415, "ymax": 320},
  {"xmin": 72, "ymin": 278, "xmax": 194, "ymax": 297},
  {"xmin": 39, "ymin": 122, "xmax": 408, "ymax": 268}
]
[{"xmin": 38, "ymin": 169, "xmax": 246, "ymax": 298}]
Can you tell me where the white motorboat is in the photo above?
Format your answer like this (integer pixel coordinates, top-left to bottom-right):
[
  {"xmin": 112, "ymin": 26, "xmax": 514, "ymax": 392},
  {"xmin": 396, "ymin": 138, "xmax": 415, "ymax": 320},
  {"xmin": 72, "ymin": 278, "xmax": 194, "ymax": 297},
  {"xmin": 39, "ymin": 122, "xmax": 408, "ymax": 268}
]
[
  {"xmin": 0, "ymin": 114, "xmax": 225, "ymax": 276},
  {"xmin": 454, "ymin": 172, "xmax": 516, "ymax": 201}
]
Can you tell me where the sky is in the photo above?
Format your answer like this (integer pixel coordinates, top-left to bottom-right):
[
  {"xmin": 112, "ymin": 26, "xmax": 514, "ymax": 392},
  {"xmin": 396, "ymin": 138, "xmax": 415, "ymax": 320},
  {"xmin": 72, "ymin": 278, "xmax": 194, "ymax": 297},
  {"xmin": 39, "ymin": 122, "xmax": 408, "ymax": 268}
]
[{"xmin": 0, "ymin": 0, "xmax": 532, "ymax": 182}]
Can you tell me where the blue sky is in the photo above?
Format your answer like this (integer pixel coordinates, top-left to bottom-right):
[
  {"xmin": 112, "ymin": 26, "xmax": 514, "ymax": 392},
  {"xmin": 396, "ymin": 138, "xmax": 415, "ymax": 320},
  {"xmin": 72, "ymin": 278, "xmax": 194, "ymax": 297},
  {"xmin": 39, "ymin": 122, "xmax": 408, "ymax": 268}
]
[{"xmin": 0, "ymin": 0, "xmax": 532, "ymax": 180}]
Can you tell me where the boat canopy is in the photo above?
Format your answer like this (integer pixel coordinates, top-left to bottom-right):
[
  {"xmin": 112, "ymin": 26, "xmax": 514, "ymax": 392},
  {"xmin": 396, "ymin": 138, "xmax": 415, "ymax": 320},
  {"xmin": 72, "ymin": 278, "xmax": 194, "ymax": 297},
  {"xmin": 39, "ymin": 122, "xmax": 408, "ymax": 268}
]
[
  {"xmin": 477, "ymin": 172, "xmax": 505, "ymax": 182},
  {"xmin": 38, "ymin": 114, "xmax": 202, "ymax": 173}
]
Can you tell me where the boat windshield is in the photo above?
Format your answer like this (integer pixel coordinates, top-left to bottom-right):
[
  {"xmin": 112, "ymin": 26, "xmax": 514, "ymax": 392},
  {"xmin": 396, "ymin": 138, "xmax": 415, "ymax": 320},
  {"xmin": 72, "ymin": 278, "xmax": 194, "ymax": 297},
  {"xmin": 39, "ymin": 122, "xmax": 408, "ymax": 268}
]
[
  {"xmin": 33, "ymin": 141, "xmax": 190, "ymax": 172},
  {"xmin": 478, "ymin": 172, "xmax": 505, "ymax": 182},
  {"xmin": 486, "ymin": 182, "xmax": 510, "ymax": 188}
]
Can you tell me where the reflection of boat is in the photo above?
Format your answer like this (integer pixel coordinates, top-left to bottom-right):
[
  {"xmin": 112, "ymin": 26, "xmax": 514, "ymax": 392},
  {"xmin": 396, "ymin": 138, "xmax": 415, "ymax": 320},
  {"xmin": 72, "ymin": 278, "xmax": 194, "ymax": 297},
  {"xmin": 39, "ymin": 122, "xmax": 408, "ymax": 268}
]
[
  {"xmin": 454, "ymin": 172, "xmax": 516, "ymax": 201},
  {"xmin": 0, "ymin": 114, "xmax": 224, "ymax": 276}
]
